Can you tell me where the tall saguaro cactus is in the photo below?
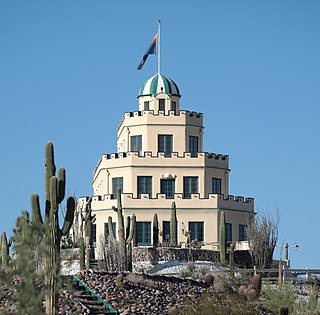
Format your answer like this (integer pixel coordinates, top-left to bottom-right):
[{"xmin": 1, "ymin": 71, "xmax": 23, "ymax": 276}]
[
  {"xmin": 31, "ymin": 142, "xmax": 75, "ymax": 315},
  {"xmin": 219, "ymin": 211, "xmax": 226, "ymax": 266},
  {"xmin": 153, "ymin": 213, "xmax": 159, "ymax": 247},
  {"xmin": 111, "ymin": 187, "xmax": 136, "ymax": 271},
  {"xmin": 83, "ymin": 204, "xmax": 96, "ymax": 270},
  {"xmin": 170, "ymin": 202, "xmax": 177, "ymax": 247},
  {"xmin": 1, "ymin": 232, "xmax": 12, "ymax": 269},
  {"xmin": 229, "ymin": 241, "xmax": 236, "ymax": 276}
]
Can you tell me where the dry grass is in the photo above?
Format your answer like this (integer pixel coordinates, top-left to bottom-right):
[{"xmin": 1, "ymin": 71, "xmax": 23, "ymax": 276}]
[{"xmin": 177, "ymin": 290, "xmax": 274, "ymax": 315}]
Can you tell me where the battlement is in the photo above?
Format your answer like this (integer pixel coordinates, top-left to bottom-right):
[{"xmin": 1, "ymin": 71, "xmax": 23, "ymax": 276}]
[
  {"xmin": 93, "ymin": 151, "xmax": 229, "ymax": 176},
  {"xmin": 118, "ymin": 109, "xmax": 203, "ymax": 131},
  {"xmin": 89, "ymin": 193, "xmax": 254, "ymax": 212},
  {"xmin": 100, "ymin": 151, "xmax": 228, "ymax": 160}
]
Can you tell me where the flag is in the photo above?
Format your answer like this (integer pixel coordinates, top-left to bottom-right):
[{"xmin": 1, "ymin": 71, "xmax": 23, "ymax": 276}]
[{"xmin": 137, "ymin": 33, "xmax": 158, "ymax": 70}]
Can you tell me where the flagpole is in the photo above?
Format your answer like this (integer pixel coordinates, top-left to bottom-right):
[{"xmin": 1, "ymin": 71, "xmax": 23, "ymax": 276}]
[{"xmin": 158, "ymin": 20, "xmax": 161, "ymax": 75}]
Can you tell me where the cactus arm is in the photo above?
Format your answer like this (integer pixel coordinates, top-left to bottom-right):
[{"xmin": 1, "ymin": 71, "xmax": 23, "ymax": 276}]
[
  {"xmin": 126, "ymin": 214, "xmax": 136, "ymax": 244},
  {"xmin": 230, "ymin": 241, "xmax": 236, "ymax": 276},
  {"xmin": 50, "ymin": 177, "xmax": 58, "ymax": 215},
  {"xmin": 108, "ymin": 216, "xmax": 115, "ymax": 240},
  {"xmin": 170, "ymin": 202, "xmax": 177, "ymax": 247},
  {"xmin": 31, "ymin": 194, "xmax": 44, "ymax": 225},
  {"xmin": 114, "ymin": 187, "xmax": 126, "ymax": 271},
  {"xmin": 79, "ymin": 237, "xmax": 85, "ymax": 270},
  {"xmin": 61, "ymin": 197, "xmax": 75, "ymax": 236},
  {"xmin": 57, "ymin": 167, "xmax": 66, "ymax": 204},
  {"xmin": 45, "ymin": 142, "xmax": 56, "ymax": 201},
  {"xmin": 153, "ymin": 213, "xmax": 159, "ymax": 246},
  {"xmin": 125, "ymin": 216, "xmax": 131, "ymax": 241},
  {"xmin": 45, "ymin": 142, "xmax": 56, "ymax": 220},
  {"xmin": 219, "ymin": 211, "xmax": 226, "ymax": 266},
  {"xmin": 1, "ymin": 232, "xmax": 10, "ymax": 269}
]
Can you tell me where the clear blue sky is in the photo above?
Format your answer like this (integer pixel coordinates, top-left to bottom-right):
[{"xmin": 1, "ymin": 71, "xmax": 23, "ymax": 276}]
[{"xmin": 1, "ymin": 1, "xmax": 319, "ymax": 268}]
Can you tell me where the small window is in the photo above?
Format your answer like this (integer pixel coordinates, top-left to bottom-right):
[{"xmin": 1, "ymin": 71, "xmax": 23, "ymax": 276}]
[
  {"xmin": 189, "ymin": 136, "xmax": 199, "ymax": 157},
  {"xmin": 226, "ymin": 223, "xmax": 232, "ymax": 247},
  {"xmin": 136, "ymin": 222, "xmax": 151, "ymax": 245},
  {"xmin": 137, "ymin": 176, "xmax": 152, "ymax": 198},
  {"xmin": 189, "ymin": 222, "xmax": 204, "ymax": 241},
  {"xmin": 212, "ymin": 178, "xmax": 221, "ymax": 194},
  {"xmin": 104, "ymin": 222, "xmax": 117, "ymax": 240},
  {"xmin": 163, "ymin": 221, "xmax": 170, "ymax": 243},
  {"xmin": 239, "ymin": 224, "xmax": 247, "ymax": 241},
  {"xmin": 144, "ymin": 101, "xmax": 149, "ymax": 111},
  {"xmin": 131, "ymin": 135, "xmax": 142, "ymax": 154},
  {"xmin": 183, "ymin": 176, "xmax": 198, "ymax": 198},
  {"xmin": 112, "ymin": 177, "xmax": 123, "ymax": 199},
  {"xmin": 158, "ymin": 135, "xmax": 173, "ymax": 157},
  {"xmin": 160, "ymin": 179, "xmax": 175, "ymax": 199},
  {"xmin": 159, "ymin": 99, "xmax": 165, "ymax": 111}
]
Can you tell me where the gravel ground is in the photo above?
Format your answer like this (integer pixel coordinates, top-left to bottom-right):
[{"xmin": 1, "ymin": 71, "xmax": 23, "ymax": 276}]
[{"xmin": 77, "ymin": 269, "xmax": 212, "ymax": 314}]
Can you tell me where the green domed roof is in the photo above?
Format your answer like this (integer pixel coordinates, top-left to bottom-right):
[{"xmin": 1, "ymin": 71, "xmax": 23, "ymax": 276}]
[{"xmin": 138, "ymin": 74, "xmax": 180, "ymax": 97}]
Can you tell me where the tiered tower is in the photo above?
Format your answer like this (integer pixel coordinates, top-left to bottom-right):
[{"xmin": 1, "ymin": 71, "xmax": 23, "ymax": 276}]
[{"xmin": 81, "ymin": 73, "xmax": 254, "ymax": 251}]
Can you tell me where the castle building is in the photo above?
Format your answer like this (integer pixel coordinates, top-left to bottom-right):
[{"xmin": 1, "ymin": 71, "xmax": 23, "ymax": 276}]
[{"xmin": 80, "ymin": 73, "xmax": 254, "ymax": 253}]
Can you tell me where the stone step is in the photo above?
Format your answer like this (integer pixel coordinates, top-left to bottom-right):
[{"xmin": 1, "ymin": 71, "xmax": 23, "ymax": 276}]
[
  {"xmin": 69, "ymin": 275, "xmax": 117, "ymax": 315},
  {"xmin": 84, "ymin": 300, "xmax": 104, "ymax": 306},
  {"xmin": 75, "ymin": 294, "xmax": 97, "ymax": 299},
  {"xmin": 90, "ymin": 311, "xmax": 115, "ymax": 315}
]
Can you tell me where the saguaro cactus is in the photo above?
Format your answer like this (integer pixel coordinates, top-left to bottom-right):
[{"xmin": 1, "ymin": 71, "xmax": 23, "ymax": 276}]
[
  {"xmin": 111, "ymin": 187, "xmax": 136, "ymax": 271},
  {"xmin": 229, "ymin": 241, "xmax": 236, "ymax": 276},
  {"xmin": 107, "ymin": 216, "xmax": 115, "ymax": 242},
  {"xmin": 153, "ymin": 213, "xmax": 159, "ymax": 247},
  {"xmin": 1, "ymin": 232, "xmax": 12, "ymax": 269},
  {"xmin": 125, "ymin": 214, "xmax": 136, "ymax": 271},
  {"xmin": 219, "ymin": 211, "xmax": 226, "ymax": 266},
  {"xmin": 83, "ymin": 205, "xmax": 96, "ymax": 270},
  {"xmin": 79, "ymin": 237, "xmax": 85, "ymax": 271},
  {"xmin": 170, "ymin": 202, "xmax": 177, "ymax": 247},
  {"xmin": 31, "ymin": 142, "xmax": 75, "ymax": 315},
  {"xmin": 76, "ymin": 197, "xmax": 91, "ymax": 271}
]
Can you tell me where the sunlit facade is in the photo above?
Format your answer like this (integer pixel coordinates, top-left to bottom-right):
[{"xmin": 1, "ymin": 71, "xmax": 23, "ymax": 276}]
[{"xmin": 79, "ymin": 73, "xmax": 254, "ymax": 254}]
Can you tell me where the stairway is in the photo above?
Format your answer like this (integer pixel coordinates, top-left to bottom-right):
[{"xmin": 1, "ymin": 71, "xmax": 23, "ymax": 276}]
[{"xmin": 70, "ymin": 275, "xmax": 118, "ymax": 315}]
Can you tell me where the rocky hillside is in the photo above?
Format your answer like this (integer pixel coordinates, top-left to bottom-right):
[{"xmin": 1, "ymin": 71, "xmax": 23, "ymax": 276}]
[{"xmin": 76, "ymin": 270, "xmax": 275, "ymax": 315}]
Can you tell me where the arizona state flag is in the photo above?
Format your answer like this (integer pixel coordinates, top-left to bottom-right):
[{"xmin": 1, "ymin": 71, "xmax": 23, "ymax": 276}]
[{"xmin": 137, "ymin": 33, "xmax": 158, "ymax": 70}]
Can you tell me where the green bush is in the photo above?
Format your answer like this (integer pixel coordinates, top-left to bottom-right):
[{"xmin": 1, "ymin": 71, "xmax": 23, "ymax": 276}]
[{"xmin": 263, "ymin": 283, "xmax": 320, "ymax": 315}]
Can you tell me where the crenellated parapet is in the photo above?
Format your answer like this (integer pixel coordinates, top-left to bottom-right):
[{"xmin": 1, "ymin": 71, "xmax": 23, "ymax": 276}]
[
  {"xmin": 88, "ymin": 193, "xmax": 254, "ymax": 213},
  {"xmin": 99, "ymin": 151, "xmax": 228, "ymax": 161},
  {"xmin": 93, "ymin": 151, "xmax": 229, "ymax": 177},
  {"xmin": 118, "ymin": 109, "xmax": 203, "ymax": 131}
]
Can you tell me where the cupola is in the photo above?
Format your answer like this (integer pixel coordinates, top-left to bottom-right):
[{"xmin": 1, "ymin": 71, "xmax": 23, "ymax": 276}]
[
  {"xmin": 138, "ymin": 73, "xmax": 180, "ymax": 97},
  {"xmin": 138, "ymin": 74, "xmax": 181, "ymax": 113}
]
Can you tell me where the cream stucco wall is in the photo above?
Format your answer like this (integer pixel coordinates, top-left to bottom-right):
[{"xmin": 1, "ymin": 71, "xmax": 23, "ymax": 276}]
[
  {"xmin": 92, "ymin": 152, "xmax": 229, "ymax": 197},
  {"xmin": 117, "ymin": 110, "xmax": 203, "ymax": 154}
]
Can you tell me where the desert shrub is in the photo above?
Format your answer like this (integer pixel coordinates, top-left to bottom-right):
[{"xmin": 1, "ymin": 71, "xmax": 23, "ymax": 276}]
[
  {"xmin": 246, "ymin": 209, "xmax": 279, "ymax": 269},
  {"xmin": 115, "ymin": 274, "xmax": 124, "ymax": 288},
  {"xmin": 0, "ymin": 214, "xmax": 45, "ymax": 315},
  {"xmin": 179, "ymin": 290, "xmax": 272, "ymax": 315},
  {"xmin": 263, "ymin": 283, "xmax": 320, "ymax": 315},
  {"xmin": 198, "ymin": 265, "xmax": 210, "ymax": 276},
  {"xmin": 179, "ymin": 262, "xmax": 196, "ymax": 279},
  {"xmin": 179, "ymin": 263, "xmax": 218, "ymax": 281}
]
